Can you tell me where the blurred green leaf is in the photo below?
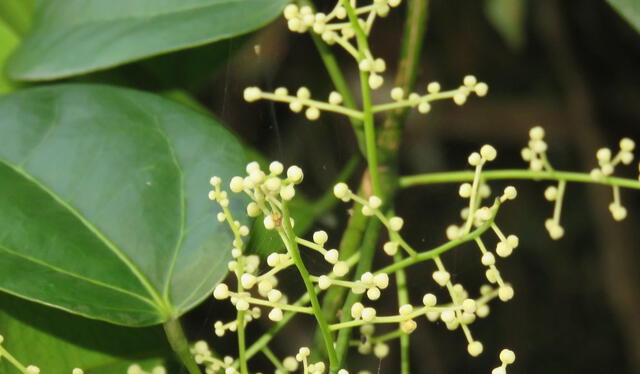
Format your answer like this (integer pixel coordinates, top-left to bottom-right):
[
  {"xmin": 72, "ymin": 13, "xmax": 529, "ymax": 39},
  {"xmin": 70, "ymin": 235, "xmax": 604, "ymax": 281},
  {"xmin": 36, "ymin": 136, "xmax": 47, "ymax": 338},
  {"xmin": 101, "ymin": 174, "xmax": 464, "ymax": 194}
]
[
  {"xmin": 0, "ymin": 292, "xmax": 174, "ymax": 374},
  {"xmin": 485, "ymin": 0, "xmax": 527, "ymax": 51},
  {"xmin": 0, "ymin": 0, "xmax": 34, "ymax": 36},
  {"xmin": 0, "ymin": 19, "xmax": 20, "ymax": 94},
  {"xmin": 0, "ymin": 84, "xmax": 246, "ymax": 326},
  {"xmin": 7, "ymin": 0, "xmax": 288, "ymax": 81},
  {"xmin": 607, "ymin": 0, "xmax": 640, "ymax": 33}
]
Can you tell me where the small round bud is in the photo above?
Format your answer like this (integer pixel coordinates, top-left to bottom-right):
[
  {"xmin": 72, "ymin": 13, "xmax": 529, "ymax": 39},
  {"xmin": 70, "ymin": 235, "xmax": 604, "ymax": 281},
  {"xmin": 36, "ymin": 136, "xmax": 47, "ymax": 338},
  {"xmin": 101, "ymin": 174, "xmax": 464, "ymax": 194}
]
[
  {"xmin": 481, "ymin": 252, "xmax": 495, "ymax": 266},
  {"xmin": 296, "ymin": 87, "xmax": 311, "ymax": 99},
  {"xmin": 453, "ymin": 92, "xmax": 467, "ymax": 105},
  {"xmin": 459, "ymin": 183, "xmax": 472, "ymax": 198},
  {"xmin": 399, "ymin": 304, "xmax": 413, "ymax": 316},
  {"xmin": 333, "ymin": 261, "xmax": 349, "ymax": 277},
  {"xmin": 463, "ymin": 75, "xmax": 477, "ymax": 87},
  {"xmin": 269, "ymin": 161, "xmax": 284, "ymax": 175},
  {"xmin": 374, "ymin": 343, "xmax": 389, "ymax": 358},
  {"xmin": 280, "ymin": 184, "xmax": 296, "ymax": 201},
  {"xmin": 213, "ymin": 283, "xmax": 229, "ymax": 299},
  {"xmin": 390, "ymin": 87, "xmax": 404, "ymax": 101},
  {"xmin": 503, "ymin": 186, "xmax": 517, "ymax": 200},
  {"xmin": 241, "ymin": 273, "xmax": 256, "ymax": 289},
  {"xmin": 620, "ymin": 138, "xmax": 635, "ymax": 152},
  {"xmin": 422, "ymin": 293, "xmax": 437, "ymax": 307},
  {"xmin": 305, "ymin": 107, "xmax": 320, "ymax": 120},
  {"xmin": 368, "ymin": 195, "xmax": 382, "ymax": 209},
  {"xmin": 440, "ymin": 310, "xmax": 455, "ymax": 323},
  {"xmin": 462, "ymin": 299, "xmax": 477, "ymax": 313},
  {"xmin": 500, "ymin": 349, "xmax": 516, "ymax": 364},
  {"xmin": 72, "ymin": 369, "xmax": 84, "ymax": 374},
  {"xmin": 427, "ymin": 82, "xmax": 441, "ymax": 93},
  {"xmin": 389, "ymin": 216, "xmax": 404, "ymax": 231},
  {"xmin": 318, "ymin": 275, "xmax": 331, "ymax": 290},
  {"xmin": 329, "ymin": 91, "xmax": 343, "ymax": 105},
  {"xmin": 596, "ymin": 148, "xmax": 612, "ymax": 163},
  {"xmin": 361, "ymin": 307, "xmax": 377, "ymax": 321},
  {"xmin": 374, "ymin": 273, "xmax": 389, "ymax": 289},
  {"xmin": 496, "ymin": 242, "xmax": 513, "ymax": 257},
  {"xmin": 432, "ymin": 270, "xmax": 450, "ymax": 286},
  {"xmin": 283, "ymin": 356, "xmax": 299, "ymax": 371},
  {"xmin": 351, "ymin": 302, "xmax": 364, "ymax": 319},
  {"xmin": 529, "ymin": 126, "xmax": 545, "ymax": 140},
  {"xmin": 274, "ymin": 87, "xmax": 289, "ymax": 96},
  {"xmin": 313, "ymin": 230, "xmax": 329, "ymax": 245},
  {"xmin": 467, "ymin": 341, "xmax": 483, "ymax": 357},
  {"xmin": 468, "ymin": 152, "xmax": 482, "ymax": 166},
  {"xmin": 383, "ymin": 241, "xmax": 398, "ymax": 256},
  {"xmin": 366, "ymin": 287, "xmax": 381, "ymax": 300},
  {"xmin": 269, "ymin": 308, "xmax": 283, "ymax": 322},
  {"xmin": 287, "ymin": 165, "xmax": 304, "ymax": 183},
  {"xmin": 26, "ymin": 366, "xmax": 41, "ymax": 374},
  {"xmin": 229, "ymin": 176, "xmax": 245, "ymax": 193},
  {"xmin": 263, "ymin": 215, "xmax": 275, "ymax": 230},
  {"xmin": 498, "ymin": 285, "xmax": 514, "ymax": 301},
  {"xmin": 474, "ymin": 82, "xmax": 489, "ymax": 96},
  {"xmin": 418, "ymin": 102, "xmax": 431, "ymax": 114},
  {"xmin": 544, "ymin": 185, "xmax": 558, "ymax": 201},
  {"xmin": 480, "ymin": 144, "xmax": 497, "ymax": 161},
  {"xmin": 324, "ymin": 249, "xmax": 340, "ymax": 264},
  {"xmin": 243, "ymin": 87, "xmax": 262, "ymax": 102},
  {"xmin": 333, "ymin": 182, "xmax": 350, "ymax": 199},
  {"xmin": 369, "ymin": 73, "xmax": 384, "ymax": 90}
]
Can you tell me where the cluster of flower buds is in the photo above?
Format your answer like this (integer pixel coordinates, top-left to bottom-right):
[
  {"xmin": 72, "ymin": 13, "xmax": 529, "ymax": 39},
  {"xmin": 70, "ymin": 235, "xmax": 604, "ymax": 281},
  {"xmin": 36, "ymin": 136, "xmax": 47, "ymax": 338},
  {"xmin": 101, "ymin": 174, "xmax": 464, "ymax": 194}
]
[
  {"xmin": 543, "ymin": 181, "xmax": 566, "ymax": 239},
  {"xmin": 126, "ymin": 365, "xmax": 166, "ymax": 374},
  {"xmin": 590, "ymin": 138, "xmax": 635, "ymax": 179},
  {"xmin": 521, "ymin": 126, "xmax": 551, "ymax": 171},
  {"xmin": 291, "ymin": 347, "xmax": 350, "ymax": 374},
  {"xmin": 355, "ymin": 324, "xmax": 390, "ymax": 358},
  {"xmin": 191, "ymin": 341, "xmax": 237, "ymax": 374}
]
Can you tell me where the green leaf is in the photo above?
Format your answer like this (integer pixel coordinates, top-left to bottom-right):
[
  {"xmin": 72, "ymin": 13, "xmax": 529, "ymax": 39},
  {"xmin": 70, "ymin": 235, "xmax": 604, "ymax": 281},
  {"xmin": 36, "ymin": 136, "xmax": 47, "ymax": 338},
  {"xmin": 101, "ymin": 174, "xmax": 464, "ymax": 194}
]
[
  {"xmin": 6, "ymin": 0, "xmax": 289, "ymax": 81},
  {"xmin": 0, "ymin": 0, "xmax": 34, "ymax": 36},
  {"xmin": 607, "ymin": 0, "xmax": 640, "ymax": 33},
  {"xmin": 0, "ymin": 19, "xmax": 20, "ymax": 94},
  {"xmin": 0, "ymin": 292, "xmax": 174, "ymax": 374},
  {"xmin": 485, "ymin": 0, "xmax": 527, "ymax": 51},
  {"xmin": 0, "ymin": 84, "xmax": 246, "ymax": 326}
]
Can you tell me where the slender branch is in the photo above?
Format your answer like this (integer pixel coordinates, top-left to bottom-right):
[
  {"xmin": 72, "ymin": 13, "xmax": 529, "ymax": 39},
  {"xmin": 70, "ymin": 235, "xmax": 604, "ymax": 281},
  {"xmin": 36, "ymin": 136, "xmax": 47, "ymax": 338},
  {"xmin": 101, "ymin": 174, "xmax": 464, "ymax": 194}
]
[
  {"xmin": 163, "ymin": 318, "xmax": 202, "ymax": 374},
  {"xmin": 400, "ymin": 169, "xmax": 640, "ymax": 189},
  {"xmin": 394, "ymin": 253, "xmax": 411, "ymax": 374},
  {"xmin": 278, "ymin": 203, "xmax": 340, "ymax": 374}
]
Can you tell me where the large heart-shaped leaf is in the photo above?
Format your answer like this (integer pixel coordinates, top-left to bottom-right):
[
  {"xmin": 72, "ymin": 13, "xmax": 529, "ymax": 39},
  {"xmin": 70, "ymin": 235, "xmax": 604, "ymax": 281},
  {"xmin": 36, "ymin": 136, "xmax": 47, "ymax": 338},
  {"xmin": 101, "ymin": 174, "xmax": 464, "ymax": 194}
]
[
  {"xmin": 6, "ymin": 0, "xmax": 289, "ymax": 81},
  {"xmin": 0, "ymin": 292, "xmax": 175, "ymax": 373},
  {"xmin": 0, "ymin": 84, "xmax": 246, "ymax": 326}
]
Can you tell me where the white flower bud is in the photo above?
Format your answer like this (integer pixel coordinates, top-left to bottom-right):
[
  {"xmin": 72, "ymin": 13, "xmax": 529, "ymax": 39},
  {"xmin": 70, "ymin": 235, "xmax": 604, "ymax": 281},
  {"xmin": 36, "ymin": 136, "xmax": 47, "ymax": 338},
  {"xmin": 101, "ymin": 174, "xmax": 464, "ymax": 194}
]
[
  {"xmin": 422, "ymin": 293, "xmax": 437, "ymax": 307},
  {"xmin": 318, "ymin": 275, "xmax": 331, "ymax": 290},
  {"xmin": 432, "ymin": 270, "xmax": 450, "ymax": 286},
  {"xmin": 269, "ymin": 161, "xmax": 284, "ymax": 175},
  {"xmin": 287, "ymin": 165, "xmax": 304, "ymax": 183},
  {"xmin": 374, "ymin": 273, "xmax": 389, "ymax": 289},
  {"xmin": 333, "ymin": 261, "xmax": 349, "ymax": 277},
  {"xmin": 328, "ymin": 91, "xmax": 343, "ymax": 105},
  {"xmin": 467, "ymin": 341, "xmax": 483, "ymax": 357},
  {"xmin": 500, "ymin": 349, "xmax": 516, "ymax": 364},
  {"xmin": 243, "ymin": 87, "xmax": 262, "ymax": 102},
  {"xmin": 305, "ymin": 107, "xmax": 320, "ymax": 120},
  {"xmin": 468, "ymin": 152, "xmax": 482, "ymax": 166},
  {"xmin": 229, "ymin": 176, "xmax": 245, "ymax": 193},
  {"xmin": 313, "ymin": 230, "xmax": 328, "ymax": 245},
  {"xmin": 383, "ymin": 241, "xmax": 398, "ymax": 256},
  {"xmin": 241, "ymin": 274, "xmax": 256, "ymax": 289},
  {"xmin": 366, "ymin": 287, "xmax": 381, "ymax": 300},
  {"xmin": 280, "ymin": 184, "xmax": 296, "ymax": 201},
  {"xmin": 390, "ymin": 87, "xmax": 404, "ymax": 101},
  {"xmin": 481, "ymin": 252, "xmax": 495, "ymax": 266},
  {"xmin": 529, "ymin": 126, "xmax": 545, "ymax": 140},
  {"xmin": 389, "ymin": 216, "xmax": 404, "ymax": 231},
  {"xmin": 620, "ymin": 138, "xmax": 635, "ymax": 152},
  {"xmin": 368, "ymin": 195, "xmax": 382, "ymax": 209},
  {"xmin": 213, "ymin": 283, "xmax": 229, "ymax": 299},
  {"xmin": 427, "ymin": 81, "xmax": 441, "ymax": 93},
  {"xmin": 498, "ymin": 285, "xmax": 514, "ymax": 301},
  {"xmin": 333, "ymin": 182, "xmax": 350, "ymax": 199},
  {"xmin": 351, "ymin": 302, "xmax": 364, "ymax": 319},
  {"xmin": 463, "ymin": 75, "xmax": 477, "ymax": 86},
  {"xmin": 474, "ymin": 82, "xmax": 489, "ymax": 96},
  {"xmin": 283, "ymin": 356, "xmax": 299, "ymax": 371},
  {"xmin": 361, "ymin": 307, "xmax": 376, "ymax": 321},
  {"xmin": 480, "ymin": 144, "xmax": 497, "ymax": 161},
  {"xmin": 324, "ymin": 249, "xmax": 339, "ymax": 264},
  {"xmin": 269, "ymin": 308, "xmax": 283, "ymax": 322},
  {"xmin": 374, "ymin": 343, "xmax": 389, "ymax": 358},
  {"xmin": 263, "ymin": 216, "xmax": 275, "ymax": 230}
]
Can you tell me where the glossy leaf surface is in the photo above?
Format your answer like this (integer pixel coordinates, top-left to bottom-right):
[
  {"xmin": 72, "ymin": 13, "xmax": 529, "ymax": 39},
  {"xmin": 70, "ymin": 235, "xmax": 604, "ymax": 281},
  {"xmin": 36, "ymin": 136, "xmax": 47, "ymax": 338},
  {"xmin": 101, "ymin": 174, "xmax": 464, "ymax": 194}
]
[
  {"xmin": 0, "ymin": 84, "xmax": 246, "ymax": 325},
  {"xmin": 6, "ymin": 0, "xmax": 288, "ymax": 81}
]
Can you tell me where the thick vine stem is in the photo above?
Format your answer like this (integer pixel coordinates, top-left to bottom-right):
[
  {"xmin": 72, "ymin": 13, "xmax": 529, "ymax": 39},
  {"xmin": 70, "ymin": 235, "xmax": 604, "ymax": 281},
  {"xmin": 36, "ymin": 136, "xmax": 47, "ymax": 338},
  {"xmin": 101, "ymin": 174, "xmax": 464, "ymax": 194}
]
[
  {"xmin": 400, "ymin": 169, "xmax": 640, "ymax": 189},
  {"xmin": 163, "ymin": 318, "xmax": 202, "ymax": 374}
]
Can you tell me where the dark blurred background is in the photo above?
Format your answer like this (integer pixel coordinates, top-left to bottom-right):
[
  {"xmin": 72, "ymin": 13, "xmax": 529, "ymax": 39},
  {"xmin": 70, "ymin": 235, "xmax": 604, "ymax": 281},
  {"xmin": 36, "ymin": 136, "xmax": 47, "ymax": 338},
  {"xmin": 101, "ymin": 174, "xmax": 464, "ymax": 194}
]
[{"xmin": 106, "ymin": 0, "xmax": 640, "ymax": 373}]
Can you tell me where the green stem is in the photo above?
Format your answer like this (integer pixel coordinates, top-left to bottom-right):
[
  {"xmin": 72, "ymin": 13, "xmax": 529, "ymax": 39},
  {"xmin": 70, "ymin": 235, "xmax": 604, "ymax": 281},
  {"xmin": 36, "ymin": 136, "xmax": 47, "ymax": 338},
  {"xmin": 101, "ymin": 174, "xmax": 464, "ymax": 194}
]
[
  {"xmin": 399, "ymin": 169, "xmax": 640, "ymax": 189},
  {"xmin": 236, "ymin": 257, "xmax": 249, "ymax": 374},
  {"xmin": 376, "ymin": 204, "xmax": 500, "ymax": 275},
  {"xmin": 163, "ymin": 318, "xmax": 202, "ymax": 374},
  {"xmin": 279, "ymin": 203, "xmax": 339, "ymax": 373},
  {"xmin": 394, "ymin": 253, "xmax": 411, "ymax": 374},
  {"xmin": 0, "ymin": 343, "xmax": 29, "ymax": 373},
  {"xmin": 335, "ymin": 219, "xmax": 383, "ymax": 365},
  {"xmin": 343, "ymin": 0, "xmax": 382, "ymax": 197},
  {"xmin": 261, "ymin": 346, "xmax": 287, "ymax": 373},
  {"xmin": 299, "ymin": 0, "xmax": 366, "ymax": 154}
]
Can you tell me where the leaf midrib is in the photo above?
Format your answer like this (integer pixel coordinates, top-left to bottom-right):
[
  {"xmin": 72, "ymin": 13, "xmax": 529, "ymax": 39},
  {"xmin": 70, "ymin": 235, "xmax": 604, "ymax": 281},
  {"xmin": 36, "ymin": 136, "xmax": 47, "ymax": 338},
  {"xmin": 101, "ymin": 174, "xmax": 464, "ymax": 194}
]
[
  {"xmin": 0, "ymin": 242, "xmax": 157, "ymax": 307},
  {"xmin": 0, "ymin": 157, "xmax": 170, "ymax": 316}
]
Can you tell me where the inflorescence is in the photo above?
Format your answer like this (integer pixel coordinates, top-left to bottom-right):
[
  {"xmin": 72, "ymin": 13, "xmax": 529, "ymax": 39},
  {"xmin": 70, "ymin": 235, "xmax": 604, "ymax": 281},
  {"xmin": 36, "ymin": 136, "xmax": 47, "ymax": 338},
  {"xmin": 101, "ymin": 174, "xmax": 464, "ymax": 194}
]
[{"xmin": 206, "ymin": 143, "xmax": 519, "ymax": 373}]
